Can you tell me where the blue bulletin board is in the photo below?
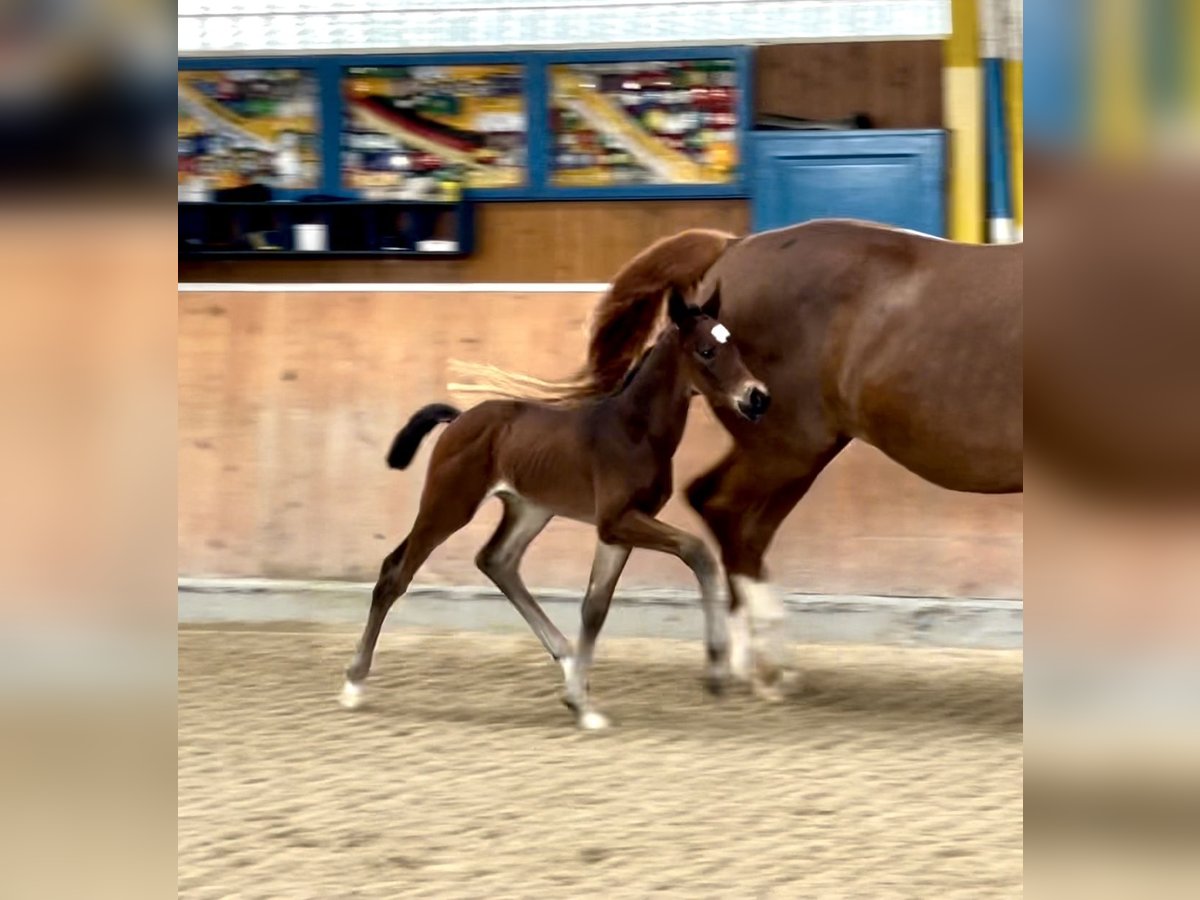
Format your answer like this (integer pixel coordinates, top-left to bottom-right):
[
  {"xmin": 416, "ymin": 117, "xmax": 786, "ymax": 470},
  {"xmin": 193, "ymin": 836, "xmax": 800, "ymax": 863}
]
[{"xmin": 179, "ymin": 47, "xmax": 752, "ymax": 203}]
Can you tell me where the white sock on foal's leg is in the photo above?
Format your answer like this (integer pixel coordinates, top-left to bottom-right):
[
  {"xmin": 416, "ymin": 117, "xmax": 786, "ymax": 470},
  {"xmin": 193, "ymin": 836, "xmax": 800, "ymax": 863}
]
[
  {"xmin": 339, "ymin": 679, "xmax": 366, "ymax": 709},
  {"xmin": 560, "ymin": 656, "xmax": 609, "ymax": 730}
]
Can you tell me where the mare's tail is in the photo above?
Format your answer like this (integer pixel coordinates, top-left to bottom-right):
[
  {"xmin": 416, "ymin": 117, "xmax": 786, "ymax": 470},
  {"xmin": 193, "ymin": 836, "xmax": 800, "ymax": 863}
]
[{"xmin": 385, "ymin": 404, "xmax": 460, "ymax": 470}]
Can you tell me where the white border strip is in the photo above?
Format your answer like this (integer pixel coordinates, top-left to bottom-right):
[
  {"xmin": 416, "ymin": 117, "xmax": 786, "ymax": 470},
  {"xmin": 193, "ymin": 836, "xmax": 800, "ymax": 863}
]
[{"xmin": 179, "ymin": 282, "xmax": 610, "ymax": 293}]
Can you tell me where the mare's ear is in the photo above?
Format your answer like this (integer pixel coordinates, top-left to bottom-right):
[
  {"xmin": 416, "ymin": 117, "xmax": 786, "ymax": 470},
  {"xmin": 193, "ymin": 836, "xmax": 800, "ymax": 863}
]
[
  {"xmin": 667, "ymin": 286, "xmax": 697, "ymax": 328},
  {"xmin": 701, "ymin": 284, "xmax": 722, "ymax": 320}
]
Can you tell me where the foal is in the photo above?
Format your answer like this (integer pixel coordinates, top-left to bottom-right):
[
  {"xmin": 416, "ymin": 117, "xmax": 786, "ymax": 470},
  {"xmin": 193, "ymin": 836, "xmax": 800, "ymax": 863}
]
[{"xmin": 341, "ymin": 287, "xmax": 770, "ymax": 728}]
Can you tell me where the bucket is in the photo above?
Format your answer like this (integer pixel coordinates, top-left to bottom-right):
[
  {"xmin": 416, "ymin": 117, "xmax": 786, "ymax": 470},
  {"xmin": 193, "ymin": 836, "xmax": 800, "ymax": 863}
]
[{"xmin": 293, "ymin": 223, "xmax": 328, "ymax": 252}]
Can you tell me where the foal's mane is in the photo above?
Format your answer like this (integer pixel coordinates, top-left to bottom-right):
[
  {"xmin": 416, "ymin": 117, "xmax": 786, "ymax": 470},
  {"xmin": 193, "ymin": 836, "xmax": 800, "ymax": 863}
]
[{"xmin": 449, "ymin": 228, "xmax": 737, "ymax": 405}]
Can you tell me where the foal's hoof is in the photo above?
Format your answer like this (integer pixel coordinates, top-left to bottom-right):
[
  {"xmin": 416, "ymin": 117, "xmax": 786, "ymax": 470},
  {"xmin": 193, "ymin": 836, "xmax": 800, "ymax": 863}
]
[
  {"xmin": 339, "ymin": 679, "xmax": 366, "ymax": 709},
  {"xmin": 577, "ymin": 710, "xmax": 611, "ymax": 731},
  {"xmin": 705, "ymin": 666, "xmax": 730, "ymax": 696}
]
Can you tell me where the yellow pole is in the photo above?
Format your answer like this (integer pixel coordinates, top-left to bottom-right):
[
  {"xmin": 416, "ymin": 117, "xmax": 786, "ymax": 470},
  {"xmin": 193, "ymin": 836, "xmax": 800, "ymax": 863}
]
[
  {"xmin": 1186, "ymin": 0, "xmax": 1200, "ymax": 134},
  {"xmin": 944, "ymin": 0, "xmax": 985, "ymax": 243},
  {"xmin": 1093, "ymin": 0, "xmax": 1147, "ymax": 158}
]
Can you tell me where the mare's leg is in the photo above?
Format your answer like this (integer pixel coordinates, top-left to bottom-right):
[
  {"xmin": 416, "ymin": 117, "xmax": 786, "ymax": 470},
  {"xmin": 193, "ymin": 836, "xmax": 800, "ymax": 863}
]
[
  {"xmin": 340, "ymin": 464, "xmax": 487, "ymax": 708},
  {"xmin": 562, "ymin": 541, "xmax": 630, "ymax": 730},
  {"xmin": 595, "ymin": 509, "xmax": 727, "ymax": 691},
  {"xmin": 475, "ymin": 495, "xmax": 572, "ymax": 661},
  {"xmin": 687, "ymin": 441, "xmax": 845, "ymax": 699}
]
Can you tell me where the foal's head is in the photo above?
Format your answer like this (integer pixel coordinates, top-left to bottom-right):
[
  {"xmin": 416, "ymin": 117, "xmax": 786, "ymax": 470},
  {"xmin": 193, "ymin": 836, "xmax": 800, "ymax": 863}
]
[{"xmin": 667, "ymin": 286, "xmax": 770, "ymax": 422}]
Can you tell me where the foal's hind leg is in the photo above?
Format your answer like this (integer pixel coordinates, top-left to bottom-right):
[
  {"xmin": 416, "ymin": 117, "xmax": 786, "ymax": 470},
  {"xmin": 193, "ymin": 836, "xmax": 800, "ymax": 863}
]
[
  {"xmin": 476, "ymin": 495, "xmax": 572, "ymax": 661},
  {"xmin": 562, "ymin": 541, "xmax": 630, "ymax": 730},
  {"xmin": 340, "ymin": 467, "xmax": 486, "ymax": 708}
]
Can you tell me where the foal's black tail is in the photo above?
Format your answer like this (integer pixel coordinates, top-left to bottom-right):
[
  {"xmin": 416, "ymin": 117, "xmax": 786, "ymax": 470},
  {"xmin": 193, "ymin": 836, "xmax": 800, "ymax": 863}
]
[{"xmin": 386, "ymin": 404, "xmax": 460, "ymax": 469}]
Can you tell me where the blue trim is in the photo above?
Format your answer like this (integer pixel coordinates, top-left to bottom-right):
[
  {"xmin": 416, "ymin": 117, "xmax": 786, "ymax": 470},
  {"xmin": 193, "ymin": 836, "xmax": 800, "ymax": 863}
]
[
  {"xmin": 1025, "ymin": 0, "xmax": 1084, "ymax": 148},
  {"xmin": 316, "ymin": 58, "xmax": 343, "ymax": 198},
  {"xmin": 525, "ymin": 56, "xmax": 550, "ymax": 200},
  {"xmin": 179, "ymin": 57, "xmax": 315, "ymax": 71},
  {"xmin": 532, "ymin": 45, "xmax": 752, "ymax": 64},
  {"xmin": 738, "ymin": 46, "xmax": 754, "ymax": 194},
  {"xmin": 180, "ymin": 46, "xmax": 752, "ymax": 202},
  {"xmin": 983, "ymin": 58, "xmax": 1013, "ymax": 222}
]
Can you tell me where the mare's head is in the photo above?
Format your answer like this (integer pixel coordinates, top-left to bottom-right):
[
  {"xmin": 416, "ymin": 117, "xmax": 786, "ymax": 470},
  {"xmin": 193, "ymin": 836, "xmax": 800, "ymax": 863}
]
[{"xmin": 667, "ymin": 286, "xmax": 770, "ymax": 422}]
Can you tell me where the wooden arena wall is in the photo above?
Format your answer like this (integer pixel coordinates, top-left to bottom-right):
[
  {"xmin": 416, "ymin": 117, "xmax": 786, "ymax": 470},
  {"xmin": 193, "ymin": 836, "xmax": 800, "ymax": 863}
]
[{"xmin": 179, "ymin": 288, "xmax": 1022, "ymax": 600}]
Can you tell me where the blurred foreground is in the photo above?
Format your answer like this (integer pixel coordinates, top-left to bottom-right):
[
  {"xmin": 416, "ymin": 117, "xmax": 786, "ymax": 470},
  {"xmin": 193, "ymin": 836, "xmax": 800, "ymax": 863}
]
[{"xmin": 179, "ymin": 627, "xmax": 1022, "ymax": 899}]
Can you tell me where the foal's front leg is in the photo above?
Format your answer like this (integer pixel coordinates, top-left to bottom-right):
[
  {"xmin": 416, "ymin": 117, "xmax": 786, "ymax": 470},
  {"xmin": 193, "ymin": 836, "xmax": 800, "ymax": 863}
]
[
  {"xmin": 562, "ymin": 541, "xmax": 630, "ymax": 730},
  {"xmin": 597, "ymin": 509, "xmax": 729, "ymax": 692}
]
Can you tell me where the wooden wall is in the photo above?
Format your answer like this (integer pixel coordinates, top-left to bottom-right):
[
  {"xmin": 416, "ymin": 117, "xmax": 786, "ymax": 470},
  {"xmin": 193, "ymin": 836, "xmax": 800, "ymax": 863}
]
[
  {"xmin": 180, "ymin": 199, "xmax": 750, "ymax": 284},
  {"xmin": 179, "ymin": 289, "xmax": 1022, "ymax": 600},
  {"xmin": 755, "ymin": 41, "xmax": 944, "ymax": 128}
]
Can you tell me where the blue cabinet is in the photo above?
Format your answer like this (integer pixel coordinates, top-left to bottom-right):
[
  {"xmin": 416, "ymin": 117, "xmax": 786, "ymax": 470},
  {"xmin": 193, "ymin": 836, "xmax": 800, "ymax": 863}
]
[{"xmin": 751, "ymin": 130, "xmax": 946, "ymax": 236}]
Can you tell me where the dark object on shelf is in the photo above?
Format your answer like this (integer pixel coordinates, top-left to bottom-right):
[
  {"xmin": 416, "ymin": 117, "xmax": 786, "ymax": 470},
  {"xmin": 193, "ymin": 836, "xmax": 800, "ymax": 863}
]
[
  {"xmin": 756, "ymin": 113, "xmax": 875, "ymax": 131},
  {"xmin": 179, "ymin": 199, "xmax": 474, "ymax": 259},
  {"xmin": 214, "ymin": 184, "xmax": 274, "ymax": 202}
]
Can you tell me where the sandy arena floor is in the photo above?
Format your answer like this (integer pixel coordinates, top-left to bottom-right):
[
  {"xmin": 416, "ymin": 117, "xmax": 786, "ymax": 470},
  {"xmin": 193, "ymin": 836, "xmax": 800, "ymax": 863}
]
[{"xmin": 179, "ymin": 627, "xmax": 1023, "ymax": 899}]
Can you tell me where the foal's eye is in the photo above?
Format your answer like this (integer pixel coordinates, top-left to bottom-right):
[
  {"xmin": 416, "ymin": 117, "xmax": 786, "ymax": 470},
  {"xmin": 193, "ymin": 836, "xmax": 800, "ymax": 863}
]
[{"xmin": 697, "ymin": 346, "xmax": 716, "ymax": 360}]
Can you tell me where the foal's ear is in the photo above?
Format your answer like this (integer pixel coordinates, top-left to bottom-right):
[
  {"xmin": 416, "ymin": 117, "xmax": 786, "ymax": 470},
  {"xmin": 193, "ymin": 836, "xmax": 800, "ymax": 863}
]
[
  {"xmin": 701, "ymin": 285, "xmax": 722, "ymax": 320},
  {"xmin": 667, "ymin": 287, "xmax": 697, "ymax": 327}
]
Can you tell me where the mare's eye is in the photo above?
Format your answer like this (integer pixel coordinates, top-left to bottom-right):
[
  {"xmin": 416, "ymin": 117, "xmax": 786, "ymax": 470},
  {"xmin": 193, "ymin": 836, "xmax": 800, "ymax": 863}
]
[{"xmin": 697, "ymin": 346, "xmax": 716, "ymax": 360}]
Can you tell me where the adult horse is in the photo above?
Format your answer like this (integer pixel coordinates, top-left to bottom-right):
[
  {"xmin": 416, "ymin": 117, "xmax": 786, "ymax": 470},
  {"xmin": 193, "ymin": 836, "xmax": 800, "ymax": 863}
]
[{"xmin": 464, "ymin": 219, "xmax": 1022, "ymax": 697}]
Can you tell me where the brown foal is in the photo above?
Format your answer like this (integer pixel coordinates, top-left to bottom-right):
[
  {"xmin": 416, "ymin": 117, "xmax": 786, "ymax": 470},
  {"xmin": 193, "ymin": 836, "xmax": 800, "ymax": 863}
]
[{"xmin": 341, "ymin": 287, "xmax": 769, "ymax": 728}]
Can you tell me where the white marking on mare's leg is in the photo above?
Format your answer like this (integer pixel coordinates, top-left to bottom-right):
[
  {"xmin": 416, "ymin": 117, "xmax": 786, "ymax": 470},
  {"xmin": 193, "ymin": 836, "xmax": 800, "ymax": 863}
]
[
  {"xmin": 339, "ymin": 679, "xmax": 365, "ymax": 709},
  {"xmin": 726, "ymin": 604, "xmax": 751, "ymax": 681},
  {"xmin": 729, "ymin": 574, "xmax": 794, "ymax": 700}
]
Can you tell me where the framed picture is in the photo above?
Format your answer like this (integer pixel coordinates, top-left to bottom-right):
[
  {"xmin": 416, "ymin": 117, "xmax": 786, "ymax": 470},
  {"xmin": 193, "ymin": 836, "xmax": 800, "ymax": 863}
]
[
  {"xmin": 178, "ymin": 68, "xmax": 321, "ymax": 196},
  {"xmin": 341, "ymin": 64, "xmax": 527, "ymax": 199},
  {"xmin": 548, "ymin": 57, "xmax": 741, "ymax": 190}
]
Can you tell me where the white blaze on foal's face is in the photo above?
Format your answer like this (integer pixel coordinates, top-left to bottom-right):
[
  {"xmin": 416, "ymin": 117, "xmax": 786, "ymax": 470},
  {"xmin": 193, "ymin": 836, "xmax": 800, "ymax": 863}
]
[{"xmin": 711, "ymin": 323, "xmax": 731, "ymax": 344}]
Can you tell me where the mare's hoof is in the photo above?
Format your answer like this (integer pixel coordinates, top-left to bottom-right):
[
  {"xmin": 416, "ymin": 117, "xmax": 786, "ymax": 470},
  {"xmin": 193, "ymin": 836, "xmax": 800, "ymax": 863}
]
[
  {"xmin": 339, "ymin": 679, "xmax": 366, "ymax": 709},
  {"xmin": 751, "ymin": 666, "xmax": 800, "ymax": 702},
  {"xmin": 751, "ymin": 678, "xmax": 786, "ymax": 703}
]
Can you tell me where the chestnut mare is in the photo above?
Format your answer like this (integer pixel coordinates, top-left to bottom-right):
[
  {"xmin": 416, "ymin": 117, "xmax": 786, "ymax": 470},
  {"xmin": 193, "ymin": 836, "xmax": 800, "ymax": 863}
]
[
  {"xmin": 341, "ymin": 288, "xmax": 769, "ymax": 728},
  {"xmin": 465, "ymin": 219, "xmax": 1022, "ymax": 699}
]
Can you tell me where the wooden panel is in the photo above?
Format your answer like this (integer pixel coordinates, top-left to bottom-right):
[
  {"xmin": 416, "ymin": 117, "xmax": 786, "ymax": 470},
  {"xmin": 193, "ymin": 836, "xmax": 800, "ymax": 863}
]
[
  {"xmin": 179, "ymin": 199, "xmax": 750, "ymax": 284},
  {"xmin": 755, "ymin": 42, "xmax": 944, "ymax": 129},
  {"xmin": 179, "ymin": 289, "xmax": 1022, "ymax": 599}
]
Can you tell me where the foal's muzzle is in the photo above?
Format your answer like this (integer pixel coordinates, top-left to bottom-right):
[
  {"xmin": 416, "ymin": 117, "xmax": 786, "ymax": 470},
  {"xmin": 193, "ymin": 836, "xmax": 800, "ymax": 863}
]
[{"xmin": 737, "ymin": 385, "xmax": 771, "ymax": 422}]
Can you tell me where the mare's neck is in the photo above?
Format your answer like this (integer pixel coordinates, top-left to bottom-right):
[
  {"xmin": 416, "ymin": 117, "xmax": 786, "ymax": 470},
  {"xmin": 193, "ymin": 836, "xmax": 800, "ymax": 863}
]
[{"xmin": 618, "ymin": 327, "xmax": 691, "ymax": 450}]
